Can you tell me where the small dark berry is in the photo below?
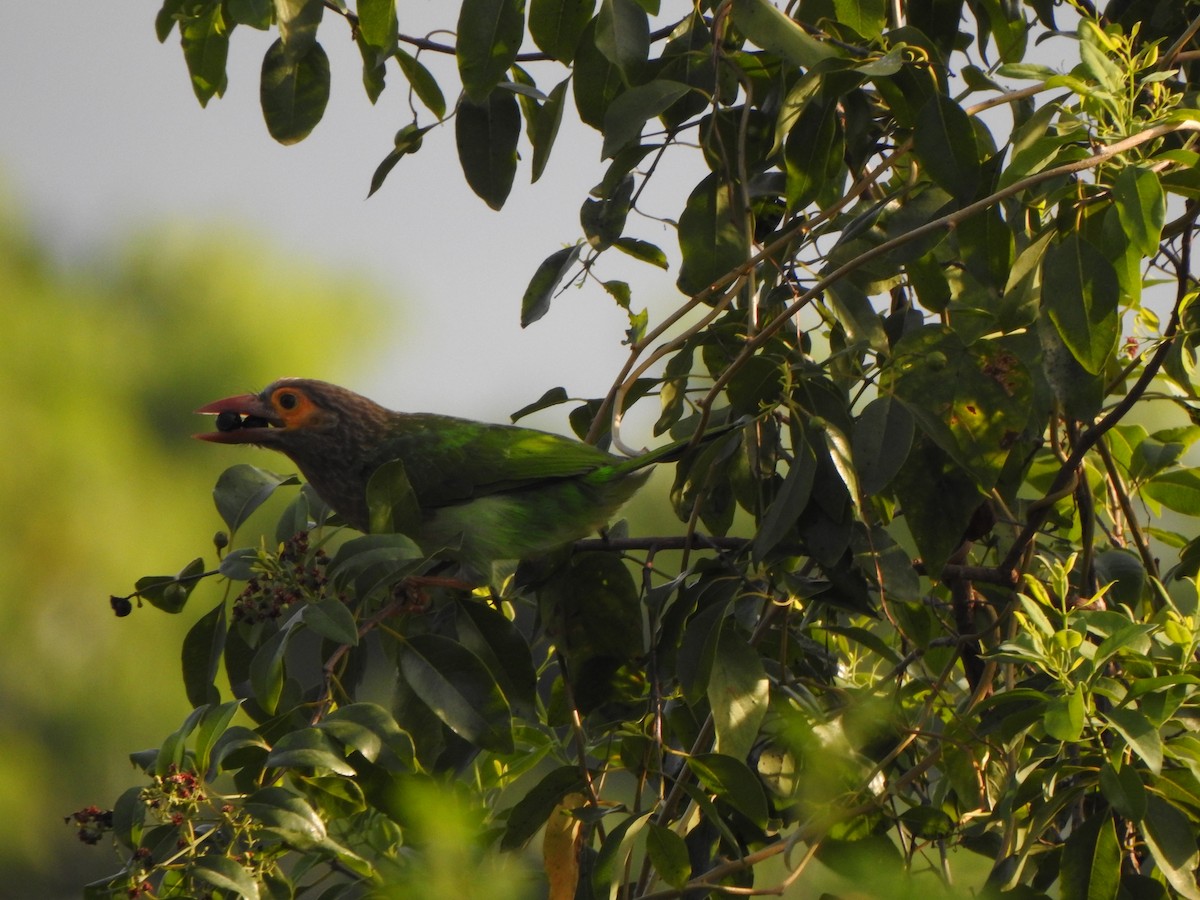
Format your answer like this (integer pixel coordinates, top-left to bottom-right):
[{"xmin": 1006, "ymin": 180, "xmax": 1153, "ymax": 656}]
[
  {"xmin": 215, "ymin": 410, "xmax": 243, "ymax": 432},
  {"xmin": 213, "ymin": 531, "xmax": 229, "ymax": 550},
  {"xmin": 111, "ymin": 596, "xmax": 133, "ymax": 617}
]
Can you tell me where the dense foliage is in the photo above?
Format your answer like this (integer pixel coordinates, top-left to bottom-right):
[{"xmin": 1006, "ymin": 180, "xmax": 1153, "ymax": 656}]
[{"xmin": 83, "ymin": 0, "xmax": 1200, "ymax": 896}]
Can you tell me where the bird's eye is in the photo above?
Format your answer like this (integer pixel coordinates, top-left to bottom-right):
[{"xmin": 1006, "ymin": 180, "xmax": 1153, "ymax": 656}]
[{"xmin": 278, "ymin": 392, "xmax": 299, "ymax": 410}]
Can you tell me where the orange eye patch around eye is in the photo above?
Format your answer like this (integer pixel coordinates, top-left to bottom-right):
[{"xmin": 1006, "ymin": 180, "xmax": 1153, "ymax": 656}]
[{"xmin": 272, "ymin": 388, "xmax": 322, "ymax": 428}]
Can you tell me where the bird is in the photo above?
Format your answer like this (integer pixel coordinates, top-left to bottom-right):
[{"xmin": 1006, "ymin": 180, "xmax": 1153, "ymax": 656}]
[{"xmin": 195, "ymin": 378, "xmax": 738, "ymax": 577}]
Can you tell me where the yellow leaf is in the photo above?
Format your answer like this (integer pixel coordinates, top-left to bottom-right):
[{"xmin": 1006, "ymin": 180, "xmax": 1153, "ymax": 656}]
[{"xmin": 543, "ymin": 792, "xmax": 586, "ymax": 900}]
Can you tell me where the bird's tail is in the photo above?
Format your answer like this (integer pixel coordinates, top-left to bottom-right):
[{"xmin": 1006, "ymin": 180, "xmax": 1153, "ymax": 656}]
[{"xmin": 607, "ymin": 410, "xmax": 749, "ymax": 478}]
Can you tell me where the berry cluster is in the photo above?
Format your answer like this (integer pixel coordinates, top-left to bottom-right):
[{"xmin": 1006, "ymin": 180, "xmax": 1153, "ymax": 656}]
[
  {"xmin": 141, "ymin": 765, "xmax": 207, "ymax": 823},
  {"xmin": 67, "ymin": 805, "xmax": 113, "ymax": 845},
  {"xmin": 232, "ymin": 531, "xmax": 337, "ymax": 623}
]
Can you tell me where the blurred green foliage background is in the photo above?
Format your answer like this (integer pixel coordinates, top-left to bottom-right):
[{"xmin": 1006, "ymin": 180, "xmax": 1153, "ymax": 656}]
[{"xmin": 0, "ymin": 179, "xmax": 390, "ymax": 896}]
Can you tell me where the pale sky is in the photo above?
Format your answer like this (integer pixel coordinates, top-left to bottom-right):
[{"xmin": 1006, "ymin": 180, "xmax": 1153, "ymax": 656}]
[{"xmin": 0, "ymin": 2, "xmax": 698, "ymax": 426}]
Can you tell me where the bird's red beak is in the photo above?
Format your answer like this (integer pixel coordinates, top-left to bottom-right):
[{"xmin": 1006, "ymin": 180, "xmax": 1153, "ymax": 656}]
[{"xmin": 194, "ymin": 393, "xmax": 283, "ymax": 444}]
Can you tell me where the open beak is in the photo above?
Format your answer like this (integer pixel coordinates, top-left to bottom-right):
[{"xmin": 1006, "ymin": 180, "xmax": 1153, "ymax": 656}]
[{"xmin": 194, "ymin": 392, "xmax": 283, "ymax": 444}]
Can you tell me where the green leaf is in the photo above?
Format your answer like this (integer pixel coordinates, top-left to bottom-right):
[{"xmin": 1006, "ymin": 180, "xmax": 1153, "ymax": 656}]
[
  {"xmin": 1103, "ymin": 706, "xmax": 1163, "ymax": 775},
  {"xmin": 1060, "ymin": 813, "xmax": 1120, "ymax": 900},
  {"xmin": 1144, "ymin": 795, "xmax": 1200, "ymax": 899},
  {"xmin": 833, "ymin": 0, "xmax": 886, "ymax": 39},
  {"xmin": 753, "ymin": 430, "xmax": 816, "ymax": 561},
  {"xmin": 180, "ymin": 4, "xmax": 230, "ymax": 106},
  {"xmin": 367, "ymin": 458, "xmax": 422, "ymax": 536},
  {"xmin": 357, "ymin": 0, "xmax": 398, "ymax": 51},
  {"xmin": 595, "ymin": 0, "xmax": 648, "ymax": 79},
  {"xmin": 1043, "ymin": 234, "xmax": 1120, "ymax": 375},
  {"xmin": 1044, "ymin": 685, "xmax": 1085, "ymax": 742},
  {"xmin": 1112, "ymin": 166, "xmax": 1165, "ymax": 257},
  {"xmin": 531, "ymin": 77, "xmax": 569, "ymax": 181},
  {"xmin": 572, "ymin": 17, "xmax": 627, "ymax": 129},
  {"xmin": 250, "ymin": 624, "xmax": 294, "ymax": 715},
  {"xmin": 613, "ymin": 237, "xmax": 667, "ymax": 268},
  {"xmin": 456, "ymin": 89, "xmax": 521, "ymax": 210},
  {"xmin": 192, "ymin": 856, "xmax": 260, "ymax": 900},
  {"xmin": 456, "ymin": 0, "xmax": 526, "ymax": 102},
  {"xmin": 708, "ymin": 629, "xmax": 768, "ymax": 761},
  {"xmin": 784, "ymin": 98, "xmax": 843, "ymax": 211},
  {"xmin": 646, "ymin": 822, "xmax": 691, "ymax": 889},
  {"xmin": 730, "ymin": 0, "xmax": 838, "ymax": 68},
  {"xmin": 137, "ymin": 557, "xmax": 207, "ymax": 614},
  {"xmin": 852, "ymin": 396, "xmax": 914, "ymax": 495},
  {"xmin": 592, "ymin": 811, "xmax": 653, "ymax": 898},
  {"xmin": 913, "ymin": 93, "xmax": 980, "ymax": 202},
  {"xmin": 521, "ymin": 243, "xmax": 583, "ymax": 327},
  {"xmin": 500, "ymin": 766, "xmax": 589, "ymax": 850},
  {"xmin": 511, "ymin": 386, "xmax": 570, "ymax": 421},
  {"xmin": 530, "ymin": 0, "xmax": 595, "ymax": 62},
  {"xmin": 600, "ymin": 79, "xmax": 690, "ymax": 158},
  {"xmin": 319, "ymin": 702, "xmax": 416, "ymax": 769},
  {"xmin": 183, "ymin": 600, "xmax": 227, "ymax": 706},
  {"xmin": 398, "ymin": 633, "xmax": 514, "ymax": 753},
  {"xmin": 228, "ymin": 0, "xmax": 271, "ymax": 28},
  {"xmin": 677, "ymin": 173, "xmax": 750, "ymax": 297},
  {"xmin": 1099, "ymin": 762, "xmax": 1146, "ymax": 821},
  {"xmin": 687, "ymin": 753, "xmax": 770, "ymax": 828},
  {"xmin": 395, "ymin": 48, "xmax": 447, "ymax": 119},
  {"xmin": 327, "ymin": 533, "xmax": 425, "ymax": 598},
  {"xmin": 1143, "ymin": 469, "xmax": 1200, "ymax": 516},
  {"xmin": 260, "ymin": 38, "xmax": 331, "ymax": 145},
  {"xmin": 368, "ymin": 124, "xmax": 431, "ymax": 198},
  {"xmin": 267, "ymin": 728, "xmax": 357, "ymax": 776},
  {"xmin": 303, "ymin": 597, "xmax": 359, "ymax": 646},
  {"xmin": 275, "ymin": 0, "xmax": 323, "ymax": 57},
  {"xmin": 244, "ymin": 786, "xmax": 327, "ymax": 847}
]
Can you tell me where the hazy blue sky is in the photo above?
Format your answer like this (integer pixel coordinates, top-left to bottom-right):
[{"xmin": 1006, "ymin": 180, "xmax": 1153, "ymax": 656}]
[{"xmin": 0, "ymin": 2, "xmax": 698, "ymax": 424}]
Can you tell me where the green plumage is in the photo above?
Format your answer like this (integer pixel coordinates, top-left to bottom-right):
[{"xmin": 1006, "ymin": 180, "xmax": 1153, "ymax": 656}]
[{"xmin": 196, "ymin": 378, "xmax": 714, "ymax": 577}]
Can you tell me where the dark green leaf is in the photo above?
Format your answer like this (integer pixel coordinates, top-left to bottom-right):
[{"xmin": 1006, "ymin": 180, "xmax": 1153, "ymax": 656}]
[
  {"xmin": 303, "ymin": 597, "xmax": 359, "ymax": 646},
  {"xmin": 1043, "ymin": 234, "xmax": 1119, "ymax": 376},
  {"xmin": 250, "ymin": 624, "xmax": 294, "ymax": 715},
  {"xmin": 600, "ymin": 79, "xmax": 690, "ymax": 158},
  {"xmin": 1112, "ymin": 166, "xmax": 1165, "ymax": 257},
  {"xmin": 852, "ymin": 395, "xmax": 914, "ymax": 495},
  {"xmin": 913, "ymin": 93, "xmax": 980, "ymax": 202},
  {"xmin": 1059, "ymin": 813, "xmax": 1120, "ymax": 900},
  {"xmin": 456, "ymin": 90, "xmax": 521, "ymax": 210},
  {"xmin": 319, "ymin": 702, "xmax": 416, "ymax": 769},
  {"xmin": 455, "ymin": 600, "xmax": 537, "ymax": 718},
  {"xmin": 183, "ymin": 600, "xmax": 227, "ymax": 706},
  {"xmin": 244, "ymin": 786, "xmax": 327, "ymax": 847},
  {"xmin": 367, "ymin": 124, "xmax": 431, "ymax": 198},
  {"xmin": 677, "ymin": 173, "xmax": 750, "ymax": 297},
  {"xmin": 511, "ymin": 386, "xmax": 571, "ymax": 421},
  {"xmin": 687, "ymin": 753, "xmax": 770, "ymax": 828},
  {"xmin": 530, "ymin": 0, "xmax": 595, "ymax": 62},
  {"xmin": 753, "ymin": 431, "xmax": 816, "ymax": 561},
  {"xmin": 357, "ymin": 0, "xmax": 398, "ymax": 51},
  {"xmin": 456, "ymin": 0, "xmax": 525, "ymax": 102},
  {"xmin": 1143, "ymin": 795, "xmax": 1200, "ymax": 898},
  {"xmin": 572, "ymin": 17, "xmax": 627, "ymax": 129},
  {"xmin": 228, "ymin": 0, "xmax": 270, "ymax": 28},
  {"xmin": 521, "ymin": 243, "xmax": 583, "ymax": 327},
  {"xmin": 399, "ymin": 633, "xmax": 514, "ymax": 753},
  {"xmin": 267, "ymin": 728, "xmax": 357, "ymax": 776},
  {"xmin": 595, "ymin": 0, "xmax": 648, "ymax": 79},
  {"xmin": 784, "ymin": 98, "xmax": 843, "ymax": 211},
  {"xmin": 531, "ymin": 78, "xmax": 569, "ymax": 181},
  {"xmin": 1099, "ymin": 762, "xmax": 1146, "ymax": 821},
  {"xmin": 500, "ymin": 766, "xmax": 589, "ymax": 850},
  {"xmin": 1144, "ymin": 469, "xmax": 1200, "ymax": 516},
  {"xmin": 260, "ymin": 38, "xmax": 331, "ymax": 145}
]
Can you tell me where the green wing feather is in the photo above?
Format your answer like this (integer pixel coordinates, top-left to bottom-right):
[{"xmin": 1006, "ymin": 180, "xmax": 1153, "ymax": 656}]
[{"xmin": 375, "ymin": 414, "xmax": 625, "ymax": 509}]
